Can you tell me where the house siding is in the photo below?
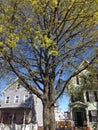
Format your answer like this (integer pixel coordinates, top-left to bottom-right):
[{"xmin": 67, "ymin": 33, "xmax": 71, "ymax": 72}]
[
  {"xmin": 68, "ymin": 62, "xmax": 98, "ymax": 130},
  {"xmin": 0, "ymin": 79, "xmax": 43, "ymax": 130},
  {"xmin": 2, "ymin": 81, "xmax": 33, "ymax": 108},
  {"xmin": 84, "ymin": 90, "xmax": 98, "ymax": 130},
  {"xmin": 33, "ymin": 95, "xmax": 43, "ymax": 126}
]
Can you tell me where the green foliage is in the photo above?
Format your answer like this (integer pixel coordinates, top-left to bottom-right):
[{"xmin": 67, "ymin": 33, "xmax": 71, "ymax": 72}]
[
  {"xmin": 0, "ymin": 0, "xmax": 98, "ymax": 103},
  {"xmin": 0, "ymin": 0, "xmax": 98, "ymax": 56},
  {"xmin": 0, "ymin": 1, "xmax": 98, "ymax": 129},
  {"xmin": 68, "ymin": 64, "xmax": 98, "ymax": 102}
]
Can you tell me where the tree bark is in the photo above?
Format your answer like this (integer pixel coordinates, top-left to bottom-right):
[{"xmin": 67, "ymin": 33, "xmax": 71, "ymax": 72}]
[
  {"xmin": 43, "ymin": 102, "xmax": 55, "ymax": 130},
  {"xmin": 49, "ymin": 104, "xmax": 56, "ymax": 130}
]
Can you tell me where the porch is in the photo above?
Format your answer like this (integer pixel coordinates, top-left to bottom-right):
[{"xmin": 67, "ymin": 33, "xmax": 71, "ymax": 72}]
[
  {"xmin": 69, "ymin": 101, "xmax": 88, "ymax": 127},
  {"xmin": 56, "ymin": 126, "xmax": 90, "ymax": 130}
]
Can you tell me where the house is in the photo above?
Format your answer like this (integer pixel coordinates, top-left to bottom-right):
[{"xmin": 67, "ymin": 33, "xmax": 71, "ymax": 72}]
[
  {"xmin": 0, "ymin": 78, "xmax": 43, "ymax": 130},
  {"xmin": 0, "ymin": 78, "xmax": 67, "ymax": 130},
  {"xmin": 64, "ymin": 109, "xmax": 71, "ymax": 120},
  {"xmin": 55, "ymin": 109, "xmax": 65, "ymax": 121},
  {"xmin": 68, "ymin": 61, "xmax": 98, "ymax": 130}
]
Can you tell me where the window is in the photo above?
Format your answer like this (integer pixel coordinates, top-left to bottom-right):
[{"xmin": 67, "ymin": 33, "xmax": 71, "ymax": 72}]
[
  {"xmin": 24, "ymin": 95, "xmax": 29, "ymax": 102},
  {"xmin": 94, "ymin": 91, "xmax": 98, "ymax": 102},
  {"xmin": 14, "ymin": 96, "xmax": 19, "ymax": 103},
  {"xmin": 16, "ymin": 84, "xmax": 21, "ymax": 90},
  {"xmin": 89, "ymin": 91, "xmax": 95, "ymax": 102},
  {"xmin": 86, "ymin": 91, "xmax": 89, "ymax": 102},
  {"xmin": 86, "ymin": 91, "xmax": 96, "ymax": 102},
  {"xmin": 5, "ymin": 96, "xmax": 10, "ymax": 104},
  {"xmin": 89, "ymin": 110, "xmax": 98, "ymax": 122},
  {"xmin": 76, "ymin": 75, "xmax": 79, "ymax": 85},
  {"xmin": 96, "ymin": 74, "xmax": 98, "ymax": 81}
]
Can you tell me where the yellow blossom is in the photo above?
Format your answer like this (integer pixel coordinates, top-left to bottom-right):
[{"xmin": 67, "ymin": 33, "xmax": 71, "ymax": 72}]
[
  {"xmin": 0, "ymin": 26, "xmax": 4, "ymax": 33},
  {"xmin": 0, "ymin": 42, "xmax": 3, "ymax": 46}
]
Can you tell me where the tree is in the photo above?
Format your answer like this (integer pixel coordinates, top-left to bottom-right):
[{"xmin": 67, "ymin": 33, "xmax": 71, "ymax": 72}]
[
  {"xmin": 0, "ymin": 0, "xmax": 98, "ymax": 130},
  {"xmin": 67, "ymin": 61, "xmax": 98, "ymax": 103}
]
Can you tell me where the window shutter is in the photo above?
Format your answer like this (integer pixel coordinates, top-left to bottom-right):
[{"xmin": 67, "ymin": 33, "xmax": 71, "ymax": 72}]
[
  {"xmin": 86, "ymin": 91, "xmax": 89, "ymax": 102},
  {"xmin": 96, "ymin": 74, "xmax": 98, "ymax": 81},
  {"xmin": 88, "ymin": 111, "xmax": 92, "ymax": 122},
  {"xmin": 76, "ymin": 75, "xmax": 79, "ymax": 85},
  {"xmin": 97, "ymin": 111, "xmax": 98, "ymax": 121},
  {"xmin": 94, "ymin": 91, "xmax": 98, "ymax": 102}
]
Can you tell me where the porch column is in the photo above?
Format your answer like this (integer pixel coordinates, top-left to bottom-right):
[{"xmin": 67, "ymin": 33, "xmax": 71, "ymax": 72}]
[
  {"xmin": 1, "ymin": 112, "xmax": 3, "ymax": 124},
  {"xmin": 11, "ymin": 113, "xmax": 14, "ymax": 129},
  {"xmin": 70, "ymin": 107, "xmax": 73, "ymax": 120},
  {"xmin": 22, "ymin": 110, "xmax": 26, "ymax": 130},
  {"xmin": 0, "ymin": 112, "xmax": 4, "ymax": 130},
  {"xmin": 86, "ymin": 108, "xmax": 89, "ymax": 126}
]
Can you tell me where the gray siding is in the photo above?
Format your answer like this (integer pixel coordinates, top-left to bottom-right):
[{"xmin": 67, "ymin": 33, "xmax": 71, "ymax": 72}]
[
  {"xmin": 0, "ymin": 79, "xmax": 43, "ymax": 127},
  {"xmin": 33, "ymin": 95, "xmax": 43, "ymax": 126},
  {"xmin": 1, "ymin": 80, "xmax": 33, "ymax": 108}
]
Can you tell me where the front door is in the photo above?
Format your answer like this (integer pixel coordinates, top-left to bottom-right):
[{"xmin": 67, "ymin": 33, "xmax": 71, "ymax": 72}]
[
  {"xmin": 74, "ymin": 111, "xmax": 86, "ymax": 127},
  {"xmin": 76, "ymin": 112, "xmax": 83, "ymax": 126}
]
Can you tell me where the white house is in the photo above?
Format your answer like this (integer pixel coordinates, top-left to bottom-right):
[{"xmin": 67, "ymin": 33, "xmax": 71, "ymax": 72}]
[
  {"xmin": 55, "ymin": 109, "xmax": 65, "ymax": 121},
  {"xmin": 68, "ymin": 61, "xmax": 98, "ymax": 130}
]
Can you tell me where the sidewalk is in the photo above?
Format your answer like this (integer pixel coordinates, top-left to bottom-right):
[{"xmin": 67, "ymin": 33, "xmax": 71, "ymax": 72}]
[{"xmin": 56, "ymin": 127, "xmax": 84, "ymax": 130}]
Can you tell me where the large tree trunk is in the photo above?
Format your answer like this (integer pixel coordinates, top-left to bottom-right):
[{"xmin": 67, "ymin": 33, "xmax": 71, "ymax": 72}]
[
  {"xmin": 49, "ymin": 104, "xmax": 56, "ymax": 130},
  {"xmin": 43, "ymin": 102, "xmax": 56, "ymax": 130}
]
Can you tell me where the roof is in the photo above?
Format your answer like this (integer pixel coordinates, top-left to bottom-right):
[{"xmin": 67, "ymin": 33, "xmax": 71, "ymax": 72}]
[
  {"xmin": 0, "ymin": 107, "xmax": 32, "ymax": 110},
  {"xmin": 2, "ymin": 78, "xmax": 43, "ymax": 95},
  {"xmin": 69, "ymin": 101, "xmax": 88, "ymax": 108},
  {"xmin": 2, "ymin": 78, "xmax": 19, "ymax": 93}
]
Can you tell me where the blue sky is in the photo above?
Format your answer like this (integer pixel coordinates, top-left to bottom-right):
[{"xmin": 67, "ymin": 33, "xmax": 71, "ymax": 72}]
[{"xmin": 58, "ymin": 94, "xmax": 70, "ymax": 111}]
